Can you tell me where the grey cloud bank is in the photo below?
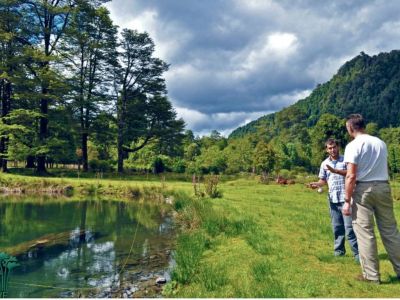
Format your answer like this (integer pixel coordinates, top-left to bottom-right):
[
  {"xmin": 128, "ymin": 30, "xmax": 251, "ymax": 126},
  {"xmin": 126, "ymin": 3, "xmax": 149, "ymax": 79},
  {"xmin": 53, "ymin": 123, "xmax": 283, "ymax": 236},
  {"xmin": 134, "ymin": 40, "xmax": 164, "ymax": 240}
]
[{"xmin": 106, "ymin": 0, "xmax": 400, "ymax": 136}]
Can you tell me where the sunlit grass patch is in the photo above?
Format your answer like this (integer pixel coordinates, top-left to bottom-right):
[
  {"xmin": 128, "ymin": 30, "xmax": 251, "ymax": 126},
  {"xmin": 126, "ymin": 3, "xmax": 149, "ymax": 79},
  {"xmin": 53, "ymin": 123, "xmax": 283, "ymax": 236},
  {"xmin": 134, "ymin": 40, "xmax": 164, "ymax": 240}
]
[
  {"xmin": 195, "ymin": 264, "xmax": 229, "ymax": 292},
  {"xmin": 171, "ymin": 231, "xmax": 207, "ymax": 284}
]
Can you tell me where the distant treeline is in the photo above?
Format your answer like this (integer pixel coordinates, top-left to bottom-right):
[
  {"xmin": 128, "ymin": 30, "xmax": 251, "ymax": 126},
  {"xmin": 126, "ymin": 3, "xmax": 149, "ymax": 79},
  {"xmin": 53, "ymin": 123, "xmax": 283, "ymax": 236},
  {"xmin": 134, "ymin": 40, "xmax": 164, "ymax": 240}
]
[{"xmin": 2, "ymin": 2, "xmax": 400, "ymax": 176}]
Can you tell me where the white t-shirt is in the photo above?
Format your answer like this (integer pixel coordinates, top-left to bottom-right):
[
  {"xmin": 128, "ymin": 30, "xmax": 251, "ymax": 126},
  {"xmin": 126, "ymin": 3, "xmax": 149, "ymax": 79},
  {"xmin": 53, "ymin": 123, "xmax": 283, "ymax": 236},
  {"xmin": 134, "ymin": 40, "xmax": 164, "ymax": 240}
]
[{"xmin": 344, "ymin": 134, "xmax": 389, "ymax": 181}]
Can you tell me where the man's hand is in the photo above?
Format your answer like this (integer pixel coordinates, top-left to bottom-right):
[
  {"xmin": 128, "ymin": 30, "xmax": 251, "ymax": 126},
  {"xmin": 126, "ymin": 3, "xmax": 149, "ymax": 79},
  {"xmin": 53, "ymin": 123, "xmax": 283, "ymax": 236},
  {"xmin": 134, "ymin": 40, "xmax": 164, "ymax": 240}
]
[
  {"xmin": 326, "ymin": 164, "xmax": 347, "ymax": 176},
  {"xmin": 342, "ymin": 202, "xmax": 351, "ymax": 216},
  {"xmin": 326, "ymin": 164, "xmax": 336, "ymax": 173},
  {"xmin": 306, "ymin": 182, "xmax": 319, "ymax": 189}
]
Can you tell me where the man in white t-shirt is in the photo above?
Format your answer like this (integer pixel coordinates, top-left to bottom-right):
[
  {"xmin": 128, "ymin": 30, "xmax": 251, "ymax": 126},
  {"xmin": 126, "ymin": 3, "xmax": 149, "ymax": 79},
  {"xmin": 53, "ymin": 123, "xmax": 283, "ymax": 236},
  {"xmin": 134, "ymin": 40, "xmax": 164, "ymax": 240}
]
[{"xmin": 343, "ymin": 114, "xmax": 400, "ymax": 284}]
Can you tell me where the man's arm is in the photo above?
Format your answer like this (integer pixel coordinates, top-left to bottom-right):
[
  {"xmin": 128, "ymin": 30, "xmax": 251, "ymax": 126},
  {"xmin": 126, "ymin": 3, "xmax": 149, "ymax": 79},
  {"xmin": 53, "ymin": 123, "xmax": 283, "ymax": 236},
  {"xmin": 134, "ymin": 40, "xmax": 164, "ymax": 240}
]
[
  {"xmin": 307, "ymin": 179, "xmax": 327, "ymax": 189},
  {"xmin": 343, "ymin": 163, "xmax": 357, "ymax": 216},
  {"xmin": 326, "ymin": 164, "xmax": 347, "ymax": 176}
]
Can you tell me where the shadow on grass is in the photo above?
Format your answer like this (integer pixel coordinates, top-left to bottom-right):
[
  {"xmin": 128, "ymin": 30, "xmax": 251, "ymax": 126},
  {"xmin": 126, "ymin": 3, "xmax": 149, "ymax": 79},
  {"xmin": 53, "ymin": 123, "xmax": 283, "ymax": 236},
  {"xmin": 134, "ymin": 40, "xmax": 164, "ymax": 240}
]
[{"xmin": 378, "ymin": 253, "xmax": 389, "ymax": 260}]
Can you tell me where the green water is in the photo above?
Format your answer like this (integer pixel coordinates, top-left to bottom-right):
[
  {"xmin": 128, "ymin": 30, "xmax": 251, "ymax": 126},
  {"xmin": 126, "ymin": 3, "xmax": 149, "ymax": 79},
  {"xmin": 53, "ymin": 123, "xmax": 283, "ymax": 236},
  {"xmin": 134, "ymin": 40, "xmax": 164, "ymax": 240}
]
[{"xmin": 0, "ymin": 198, "xmax": 175, "ymax": 297}]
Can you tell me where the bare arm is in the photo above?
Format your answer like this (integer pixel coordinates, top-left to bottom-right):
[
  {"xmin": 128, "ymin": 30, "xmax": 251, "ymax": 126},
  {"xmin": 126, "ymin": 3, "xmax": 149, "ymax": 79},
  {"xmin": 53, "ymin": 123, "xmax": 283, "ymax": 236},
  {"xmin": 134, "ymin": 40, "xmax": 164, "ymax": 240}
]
[
  {"xmin": 326, "ymin": 164, "xmax": 347, "ymax": 176},
  {"xmin": 342, "ymin": 163, "xmax": 357, "ymax": 216},
  {"xmin": 307, "ymin": 179, "xmax": 327, "ymax": 189}
]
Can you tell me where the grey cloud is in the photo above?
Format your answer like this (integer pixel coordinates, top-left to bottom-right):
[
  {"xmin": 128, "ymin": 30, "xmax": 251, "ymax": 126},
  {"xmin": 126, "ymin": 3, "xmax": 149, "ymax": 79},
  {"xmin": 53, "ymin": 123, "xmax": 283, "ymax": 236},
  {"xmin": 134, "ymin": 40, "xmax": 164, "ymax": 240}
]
[{"xmin": 106, "ymin": 0, "xmax": 400, "ymax": 134}]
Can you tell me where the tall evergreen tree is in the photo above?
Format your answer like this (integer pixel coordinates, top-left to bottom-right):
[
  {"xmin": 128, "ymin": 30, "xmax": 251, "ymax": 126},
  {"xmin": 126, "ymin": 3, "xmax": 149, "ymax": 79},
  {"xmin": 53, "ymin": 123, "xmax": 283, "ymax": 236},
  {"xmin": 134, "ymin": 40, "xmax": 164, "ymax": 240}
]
[
  {"xmin": 22, "ymin": 0, "xmax": 75, "ymax": 173},
  {"xmin": 63, "ymin": 1, "xmax": 117, "ymax": 171},
  {"xmin": 113, "ymin": 29, "xmax": 183, "ymax": 173}
]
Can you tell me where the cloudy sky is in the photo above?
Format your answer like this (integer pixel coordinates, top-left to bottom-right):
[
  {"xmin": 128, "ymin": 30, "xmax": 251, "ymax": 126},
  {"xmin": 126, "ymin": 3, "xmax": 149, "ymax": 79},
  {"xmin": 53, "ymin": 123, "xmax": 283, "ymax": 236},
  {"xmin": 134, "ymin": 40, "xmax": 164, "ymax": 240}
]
[{"xmin": 105, "ymin": 0, "xmax": 400, "ymax": 136}]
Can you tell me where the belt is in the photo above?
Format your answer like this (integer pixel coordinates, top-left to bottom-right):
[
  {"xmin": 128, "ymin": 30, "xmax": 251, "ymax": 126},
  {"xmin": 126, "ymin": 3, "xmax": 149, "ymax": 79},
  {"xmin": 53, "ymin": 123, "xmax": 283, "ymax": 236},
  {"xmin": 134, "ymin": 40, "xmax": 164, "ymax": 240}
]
[{"xmin": 356, "ymin": 180, "xmax": 389, "ymax": 184}]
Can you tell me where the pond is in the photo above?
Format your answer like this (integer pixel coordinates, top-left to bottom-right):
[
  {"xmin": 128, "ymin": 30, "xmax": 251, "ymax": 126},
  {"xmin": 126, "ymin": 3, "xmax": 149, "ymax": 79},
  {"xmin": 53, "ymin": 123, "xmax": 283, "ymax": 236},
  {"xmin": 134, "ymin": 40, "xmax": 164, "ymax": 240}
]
[{"xmin": 0, "ymin": 197, "xmax": 175, "ymax": 298}]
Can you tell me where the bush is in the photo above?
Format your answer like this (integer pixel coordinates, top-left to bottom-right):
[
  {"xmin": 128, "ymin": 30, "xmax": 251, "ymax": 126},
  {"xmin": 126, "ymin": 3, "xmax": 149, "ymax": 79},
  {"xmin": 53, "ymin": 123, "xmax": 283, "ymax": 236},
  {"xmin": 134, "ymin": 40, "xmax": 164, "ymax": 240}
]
[
  {"xmin": 153, "ymin": 157, "xmax": 165, "ymax": 173},
  {"xmin": 171, "ymin": 159, "xmax": 186, "ymax": 173},
  {"xmin": 204, "ymin": 175, "xmax": 223, "ymax": 198},
  {"xmin": 89, "ymin": 159, "xmax": 114, "ymax": 172}
]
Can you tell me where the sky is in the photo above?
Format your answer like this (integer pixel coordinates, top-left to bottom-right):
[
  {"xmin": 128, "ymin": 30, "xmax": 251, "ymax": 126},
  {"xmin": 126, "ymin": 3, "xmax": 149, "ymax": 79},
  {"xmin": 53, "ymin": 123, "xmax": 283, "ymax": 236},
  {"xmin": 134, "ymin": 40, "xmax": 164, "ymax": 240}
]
[{"xmin": 105, "ymin": 0, "xmax": 400, "ymax": 136}]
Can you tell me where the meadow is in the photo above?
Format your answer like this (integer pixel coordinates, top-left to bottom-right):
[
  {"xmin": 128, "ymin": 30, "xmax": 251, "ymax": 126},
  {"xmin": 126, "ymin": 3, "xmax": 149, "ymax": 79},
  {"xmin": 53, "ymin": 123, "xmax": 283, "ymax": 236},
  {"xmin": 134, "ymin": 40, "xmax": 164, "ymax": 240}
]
[
  {"xmin": 166, "ymin": 177, "xmax": 400, "ymax": 298},
  {"xmin": 1, "ymin": 171, "xmax": 400, "ymax": 297}
]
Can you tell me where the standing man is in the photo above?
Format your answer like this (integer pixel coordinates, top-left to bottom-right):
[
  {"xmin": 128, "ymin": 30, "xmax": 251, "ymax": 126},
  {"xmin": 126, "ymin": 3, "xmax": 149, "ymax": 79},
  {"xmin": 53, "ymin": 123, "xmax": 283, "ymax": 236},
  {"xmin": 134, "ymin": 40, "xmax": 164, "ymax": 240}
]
[
  {"xmin": 309, "ymin": 138, "xmax": 359, "ymax": 261},
  {"xmin": 343, "ymin": 113, "xmax": 400, "ymax": 284}
]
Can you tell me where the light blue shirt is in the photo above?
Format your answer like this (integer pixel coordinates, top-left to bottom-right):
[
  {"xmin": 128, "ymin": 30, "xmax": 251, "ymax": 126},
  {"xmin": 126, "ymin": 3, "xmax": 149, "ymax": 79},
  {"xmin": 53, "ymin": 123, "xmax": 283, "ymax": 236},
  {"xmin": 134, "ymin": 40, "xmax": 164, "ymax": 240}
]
[{"xmin": 319, "ymin": 155, "xmax": 346, "ymax": 203}]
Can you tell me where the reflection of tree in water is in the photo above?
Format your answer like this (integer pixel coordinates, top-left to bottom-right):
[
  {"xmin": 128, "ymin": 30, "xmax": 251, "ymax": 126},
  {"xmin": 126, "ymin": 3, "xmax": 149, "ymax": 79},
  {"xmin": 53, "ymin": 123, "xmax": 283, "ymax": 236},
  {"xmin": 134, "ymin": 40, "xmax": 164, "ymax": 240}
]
[{"xmin": 1, "ymin": 199, "xmax": 175, "ymax": 297}]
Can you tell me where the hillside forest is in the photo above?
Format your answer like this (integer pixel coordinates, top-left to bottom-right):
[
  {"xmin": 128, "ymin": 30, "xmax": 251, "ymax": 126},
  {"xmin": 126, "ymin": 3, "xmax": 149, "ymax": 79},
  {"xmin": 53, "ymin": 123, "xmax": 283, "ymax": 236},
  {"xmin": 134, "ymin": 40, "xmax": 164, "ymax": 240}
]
[{"xmin": 1, "ymin": 1, "xmax": 400, "ymax": 177}]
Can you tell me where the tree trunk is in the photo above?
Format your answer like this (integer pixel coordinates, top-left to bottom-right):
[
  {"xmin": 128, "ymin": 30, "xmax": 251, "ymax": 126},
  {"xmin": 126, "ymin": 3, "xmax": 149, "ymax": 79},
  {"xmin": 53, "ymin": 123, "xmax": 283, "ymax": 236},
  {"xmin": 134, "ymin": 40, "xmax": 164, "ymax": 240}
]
[
  {"xmin": 26, "ymin": 156, "xmax": 35, "ymax": 168},
  {"xmin": 37, "ymin": 97, "xmax": 48, "ymax": 170},
  {"xmin": 82, "ymin": 132, "xmax": 88, "ymax": 172},
  {"xmin": 0, "ymin": 79, "xmax": 11, "ymax": 172},
  {"xmin": 117, "ymin": 94, "xmax": 125, "ymax": 173},
  {"xmin": 117, "ymin": 133, "xmax": 124, "ymax": 173},
  {"xmin": 37, "ymin": 90, "xmax": 48, "ymax": 173}
]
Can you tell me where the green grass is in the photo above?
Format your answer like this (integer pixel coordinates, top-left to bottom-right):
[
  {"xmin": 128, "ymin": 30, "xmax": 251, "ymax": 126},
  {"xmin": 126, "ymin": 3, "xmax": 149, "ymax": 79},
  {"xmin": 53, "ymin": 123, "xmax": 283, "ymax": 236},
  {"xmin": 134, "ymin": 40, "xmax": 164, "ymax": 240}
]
[
  {"xmin": 167, "ymin": 178, "xmax": 400, "ymax": 298},
  {"xmin": 2, "ymin": 169, "xmax": 400, "ymax": 297}
]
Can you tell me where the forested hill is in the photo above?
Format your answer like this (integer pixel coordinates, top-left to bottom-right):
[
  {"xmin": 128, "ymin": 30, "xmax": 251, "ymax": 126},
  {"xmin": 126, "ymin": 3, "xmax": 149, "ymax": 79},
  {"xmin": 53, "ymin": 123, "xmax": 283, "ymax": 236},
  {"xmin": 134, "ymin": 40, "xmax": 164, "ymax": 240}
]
[{"xmin": 229, "ymin": 50, "xmax": 400, "ymax": 139}]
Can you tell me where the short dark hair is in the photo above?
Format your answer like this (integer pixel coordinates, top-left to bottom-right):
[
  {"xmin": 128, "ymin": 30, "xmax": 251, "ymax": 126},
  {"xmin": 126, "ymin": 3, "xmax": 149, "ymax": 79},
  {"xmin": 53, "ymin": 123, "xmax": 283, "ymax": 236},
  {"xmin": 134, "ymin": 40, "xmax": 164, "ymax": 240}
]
[
  {"xmin": 325, "ymin": 138, "xmax": 338, "ymax": 147},
  {"xmin": 346, "ymin": 114, "xmax": 365, "ymax": 131}
]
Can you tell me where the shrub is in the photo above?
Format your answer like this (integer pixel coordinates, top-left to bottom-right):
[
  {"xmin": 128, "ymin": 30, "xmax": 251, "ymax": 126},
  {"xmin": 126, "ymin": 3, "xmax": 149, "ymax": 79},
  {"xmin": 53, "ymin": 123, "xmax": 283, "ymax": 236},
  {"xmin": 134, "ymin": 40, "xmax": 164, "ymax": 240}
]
[
  {"xmin": 204, "ymin": 175, "xmax": 223, "ymax": 198},
  {"xmin": 153, "ymin": 157, "xmax": 165, "ymax": 174},
  {"xmin": 89, "ymin": 159, "xmax": 114, "ymax": 172}
]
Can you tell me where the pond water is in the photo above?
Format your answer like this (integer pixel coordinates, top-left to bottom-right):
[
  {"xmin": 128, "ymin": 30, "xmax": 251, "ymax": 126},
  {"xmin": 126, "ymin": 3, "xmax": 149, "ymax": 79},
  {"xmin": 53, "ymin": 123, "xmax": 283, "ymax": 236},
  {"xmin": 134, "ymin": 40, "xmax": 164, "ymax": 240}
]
[{"xmin": 0, "ymin": 198, "xmax": 175, "ymax": 298}]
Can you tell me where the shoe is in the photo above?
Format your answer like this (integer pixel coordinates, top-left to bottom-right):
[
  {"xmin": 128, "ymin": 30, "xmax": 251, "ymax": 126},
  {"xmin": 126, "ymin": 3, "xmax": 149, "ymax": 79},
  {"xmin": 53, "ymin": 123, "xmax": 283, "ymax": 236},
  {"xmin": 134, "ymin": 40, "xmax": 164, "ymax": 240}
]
[
  {"xmin": 334, "ymin": 251, "xmax": 345, "ymax": 257},
  {"xmin": 354, "ymin": 254, "xmax": 360, "ymax": 264},
  {"xmin": 355, "ymin": 274, "xmax": 380, "ymax": 284}
]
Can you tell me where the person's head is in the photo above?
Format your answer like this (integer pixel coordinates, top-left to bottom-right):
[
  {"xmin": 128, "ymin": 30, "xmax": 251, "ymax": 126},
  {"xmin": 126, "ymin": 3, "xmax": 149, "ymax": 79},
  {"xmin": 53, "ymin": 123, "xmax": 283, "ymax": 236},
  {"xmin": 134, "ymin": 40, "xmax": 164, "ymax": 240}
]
[
  {"xmin": 346, "ymin": 114, "xmax": 366, "ymax": 137},
  {"xmin": 325, "ymin": 138, "xmax": 339, "ymax": 159}
]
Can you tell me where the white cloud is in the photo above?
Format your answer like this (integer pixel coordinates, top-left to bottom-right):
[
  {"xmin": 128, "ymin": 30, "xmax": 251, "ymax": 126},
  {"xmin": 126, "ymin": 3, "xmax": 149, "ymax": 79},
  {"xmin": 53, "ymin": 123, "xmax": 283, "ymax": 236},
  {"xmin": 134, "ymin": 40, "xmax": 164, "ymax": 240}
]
[
  {"xmin": 268, "ymin": 89, "xmax": 312, "ymax": 108},
  {"xmin": 105, "ymin": 3, "xmax": 192, "ymax": 62},
  {"xmin": 176, "ymin": 106, "xmax": 271, "ymax": 136},
  {"xmin": 233, "ymin": 32, "xmax": 298, "ymax": 79}
]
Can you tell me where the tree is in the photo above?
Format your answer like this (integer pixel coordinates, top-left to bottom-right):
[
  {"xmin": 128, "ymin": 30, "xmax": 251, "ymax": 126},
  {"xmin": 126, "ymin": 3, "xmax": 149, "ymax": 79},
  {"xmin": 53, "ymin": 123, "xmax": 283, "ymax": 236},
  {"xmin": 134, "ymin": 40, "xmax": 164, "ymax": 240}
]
[
  {"xmin": 253, "ymin": 141, "xmax": 276, "ymax": 176},
  {"xmin": 22, "ymin": 0, "xmax": 75, "ymax": 173},
  {"xmin": 366, "ymin": 122, "xmax": 379, "ymax": 136},
  {"xmin": 0, "ymin": 0, "xmax": 29, "ymax": 171},
  {"xmin": 113, "ymin": 29, "xmax": 183, "ymax": 172},
  {"xmin": 62, "ymin": 2, "xmax": 117, "ymax": 171},
  {"xmin": 310, "ymin": 113, "xmax": 347, "ymax": 168},
  {"xmin": 223, "ymin": 137, "xmax": 254, "ymax": 174}
]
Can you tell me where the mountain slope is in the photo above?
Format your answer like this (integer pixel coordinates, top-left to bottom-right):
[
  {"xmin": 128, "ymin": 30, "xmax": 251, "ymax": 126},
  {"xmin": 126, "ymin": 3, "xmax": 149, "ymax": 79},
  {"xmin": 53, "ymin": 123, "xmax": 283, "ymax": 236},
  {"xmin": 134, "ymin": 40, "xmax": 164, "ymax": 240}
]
[{"xmin": 229, "ymin": 50, "xmax": 400, "ymax": 139}]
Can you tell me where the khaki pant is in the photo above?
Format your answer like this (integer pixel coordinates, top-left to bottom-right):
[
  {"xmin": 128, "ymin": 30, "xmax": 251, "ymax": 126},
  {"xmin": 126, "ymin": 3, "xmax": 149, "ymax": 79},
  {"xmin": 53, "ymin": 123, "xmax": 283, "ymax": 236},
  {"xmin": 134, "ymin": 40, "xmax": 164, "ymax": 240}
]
[{"xmin": 352, "ymin": 181, "xmax": 400, "ymax": 281}]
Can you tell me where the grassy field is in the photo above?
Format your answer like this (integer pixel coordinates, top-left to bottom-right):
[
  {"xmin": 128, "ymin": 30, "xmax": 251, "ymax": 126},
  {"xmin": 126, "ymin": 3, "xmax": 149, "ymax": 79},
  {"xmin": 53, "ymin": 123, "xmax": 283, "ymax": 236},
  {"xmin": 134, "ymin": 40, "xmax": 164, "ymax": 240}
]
[
  {"xmin": 166, "ymin": 178, "xmax": 400, "ymax": 298},
  {"xmin": 1, "ymin": 170, "xmax": 400, "ymax": 297}
]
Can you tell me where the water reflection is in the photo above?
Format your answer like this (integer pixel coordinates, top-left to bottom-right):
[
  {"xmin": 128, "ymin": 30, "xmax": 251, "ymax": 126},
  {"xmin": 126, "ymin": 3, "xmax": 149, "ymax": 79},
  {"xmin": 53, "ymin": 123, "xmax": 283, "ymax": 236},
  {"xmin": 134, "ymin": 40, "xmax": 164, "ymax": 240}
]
[{"xmin": 0, "ymin": 198, "xmax": 174, "ymax": 298}]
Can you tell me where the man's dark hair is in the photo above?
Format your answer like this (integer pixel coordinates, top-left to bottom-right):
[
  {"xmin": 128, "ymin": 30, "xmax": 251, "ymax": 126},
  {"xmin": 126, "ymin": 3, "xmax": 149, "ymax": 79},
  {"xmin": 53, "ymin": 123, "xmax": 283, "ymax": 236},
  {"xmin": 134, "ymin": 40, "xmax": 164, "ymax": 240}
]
[
  {"xmin": 325, "ymin": 138, "xmax": 338, "ymax": 147},
  {"xmin": 346, "ymin": 114, "xmax": 366, "ymax": 131}
]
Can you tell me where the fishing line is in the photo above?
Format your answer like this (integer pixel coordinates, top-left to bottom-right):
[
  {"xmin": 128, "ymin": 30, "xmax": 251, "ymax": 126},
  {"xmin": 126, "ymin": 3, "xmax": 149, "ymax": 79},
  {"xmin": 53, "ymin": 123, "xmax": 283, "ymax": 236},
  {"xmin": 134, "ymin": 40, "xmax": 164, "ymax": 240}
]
[
  {"xmin": 9, "ymin": 280, "xmax": 99, "ymax": 291},
  {"xmin": 116, "ymin": 196, "xmax": 145, "ymax": 277}
]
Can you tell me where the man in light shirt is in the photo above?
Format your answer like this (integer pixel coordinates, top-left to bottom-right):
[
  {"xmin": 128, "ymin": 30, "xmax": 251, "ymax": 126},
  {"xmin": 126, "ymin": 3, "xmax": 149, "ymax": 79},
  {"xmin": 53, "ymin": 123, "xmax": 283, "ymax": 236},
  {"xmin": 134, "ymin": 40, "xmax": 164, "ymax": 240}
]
[
  {"xmin": 309, "ymin": 138, "xmax": 359, "ymax": 261},
  {"xmin": 343, "ymin": 114, "xmax": 400, "ymax": 284}
]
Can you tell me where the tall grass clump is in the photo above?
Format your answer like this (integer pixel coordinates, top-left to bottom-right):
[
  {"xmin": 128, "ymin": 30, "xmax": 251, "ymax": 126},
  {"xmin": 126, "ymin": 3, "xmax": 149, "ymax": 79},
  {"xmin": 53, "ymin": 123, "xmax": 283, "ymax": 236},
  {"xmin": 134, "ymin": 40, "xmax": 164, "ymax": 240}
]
[
  {"xmin": 196, "ymin": 264, "xmax": 228, "ymax": 291},
  {"xmin": 172, "ymin": 232, "xmax": 207, "ymax": 284},
  {"xmin": 172, "ymin": 190, "xmax": 193, "ymax": 211},
  {"xmin": 201, "ymin": 210, "xmax": 255, "ymax": 237},
  {"xmin": 83, "ymin": 184, "xmax": 98, "ymax": 196}
]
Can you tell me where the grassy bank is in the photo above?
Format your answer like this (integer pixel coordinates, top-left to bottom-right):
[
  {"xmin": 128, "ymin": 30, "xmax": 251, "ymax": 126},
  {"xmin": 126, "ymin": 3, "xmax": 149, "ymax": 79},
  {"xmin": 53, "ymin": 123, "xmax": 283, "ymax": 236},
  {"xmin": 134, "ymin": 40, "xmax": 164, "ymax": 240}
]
[
  {"xmin": 2, "ymin": 170, "xmax": 400, "ymax": 297},
  {"xmin": 166, "ymin": 179, "xmax": 400, "ymax": 298},
  {"xmin": 0, "ymin": 171, "xmax": 194, "ymax": 199}
]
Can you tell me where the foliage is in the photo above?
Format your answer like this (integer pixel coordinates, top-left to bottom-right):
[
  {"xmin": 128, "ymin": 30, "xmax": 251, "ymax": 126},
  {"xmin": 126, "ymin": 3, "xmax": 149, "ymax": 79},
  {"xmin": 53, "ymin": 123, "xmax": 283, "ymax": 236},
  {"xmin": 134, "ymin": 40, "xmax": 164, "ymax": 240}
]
[
  {"xmin": 253, "ymin": 141, "xmax": 276, "ymax": 174},
  {"xmin": 203, "ymin": 174, "xmax": 223, "ymax": 198}
]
